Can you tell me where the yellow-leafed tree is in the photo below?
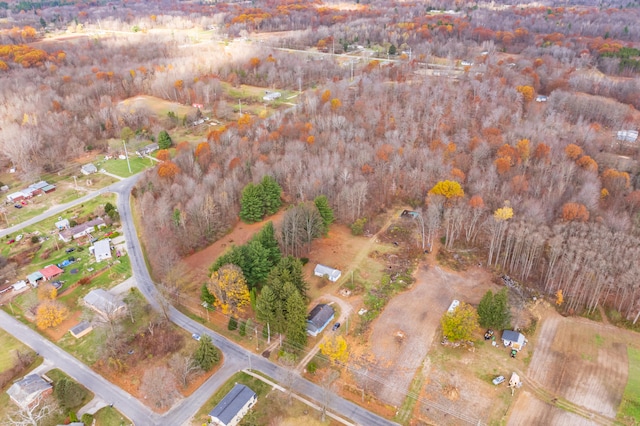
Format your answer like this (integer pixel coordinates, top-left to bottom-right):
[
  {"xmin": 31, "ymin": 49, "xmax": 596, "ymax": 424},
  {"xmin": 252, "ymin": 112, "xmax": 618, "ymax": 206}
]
[
  {"xmin": 208, "ymin": 264, "xmax": 250, "ymax": 316},
  {"xmin": 440, "ymin": 302, "xmax": 479, "ymax": 342},
  {"xmin": 555, "ymin": 289, "xmax": 564, "ymax": 306},
  {"xmin": 516, "ymin": 85, "xmax": 534, "ymax": 102},
  {"xmin": 319, "ymin": 335, "xmax": 349, "ymax": 365},
  {"xmin": 36, "ymin": 300, "xmax": 69, "ymax": 329},
  {"xmin": 429, "ymin": 180, "xmax": 465, "ymax": 199},
  {"xmin": 493, "ymin": 206, "xmax": 514, "ymax": 221}
]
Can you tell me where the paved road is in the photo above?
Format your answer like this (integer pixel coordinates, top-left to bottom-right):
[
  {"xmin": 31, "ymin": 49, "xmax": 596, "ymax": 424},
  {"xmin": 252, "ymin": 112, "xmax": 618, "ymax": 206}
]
[
  {"xmin": 115, "ymin": 180, "xmax": 398, "ymax": 426},
  {"xmin": 0, "ymin": 175, "xmax": 141, "ymax": 238},
  {"xmin": 0, "ymin": 172, "xmax": 397, "ymax": 426}
]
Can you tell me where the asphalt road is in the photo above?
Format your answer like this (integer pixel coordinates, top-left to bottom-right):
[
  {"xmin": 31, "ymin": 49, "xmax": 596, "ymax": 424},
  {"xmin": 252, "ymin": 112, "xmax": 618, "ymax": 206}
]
[{"xmin": 0, "ymin": 172, "xmax": 397, "ymax": 426}]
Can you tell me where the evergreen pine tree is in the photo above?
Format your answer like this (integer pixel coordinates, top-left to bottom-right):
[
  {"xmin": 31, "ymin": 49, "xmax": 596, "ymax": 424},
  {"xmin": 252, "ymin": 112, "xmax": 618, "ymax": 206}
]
[
  {"xmin": 477, "ymin": 290, "xmax": 494, "ymax": 329},
  {"xmin": 194, "ymin": 335, "xmax": 220, "ymax": 371},
  {"xmin": 253, "ymin": 222, "xmax": 282, "ymax": 265},
  {"xmin": 314, "ymin": 195, "xmax": 334, "ymax": 234},
  {"xmin": 157, "ymin": 130, "xmax": 173, "ymax": 149},
  {"xmin": 245, "ymin": 240, "xmax": 271, "ymax": 289},
  {"xmin": 494, "ymin": 288, "xmax": 512, "ymax": 329},
  {"xmin": 260, "ymin": 175, "xmax": 282, "ymax": 215},
  {"xmin": 284, "ymin": 286, "xmax": 308, "ymax": 352},
  {"xmin": 200, "ymin": 283, "xmax": 216, "ymax": 307},
  {"xmin": 239, "ymin": 183, "xmax": 265, "ymax": 223}
]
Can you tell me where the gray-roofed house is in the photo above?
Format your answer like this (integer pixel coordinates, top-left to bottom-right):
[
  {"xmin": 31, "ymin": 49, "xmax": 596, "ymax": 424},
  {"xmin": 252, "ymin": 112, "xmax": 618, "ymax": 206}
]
[
  {"xmin": 502, "ymin": 330, "xmax": 526, "ymax": 351},
  {"xmin": 83, "ymin": 289, "xmax": 125, "ymax": 317},
  {"xmin": 81, "ymin": 163, "xmax": 98, "ymax": 175},
  {"xmin": 306, "ymin": 304, "xmax": 335, "ymax": 336},
  {"xmin": 617, "ymin": 130, "xmax": 638, "ymax": 144},
  {"xmin": 27, "ymin": 271, "xmax": 44, "ymax": 287},
  {"xmin": 209, "ymin": 383, "xmax": 257, "ymax": 426},
  {"xmin": 69, "ymin": 321, "xmax": 93, "ymax": 339},
  {"xmin": 91, "ymin": 239, "xmax": 112, "ymax": 262},
  {"xmin": 59, "ymin": 217, "xmax": 106, "ymax": 242},
  {"xmin": 7, "ymin": 374, "xmax": 53, "ymax": 408},
  {"xmin": 314, "ymin": 264, "xmax": 342, "ymax": 282},
  {"xmin": 55, "ymin": 218, "xmax": 70, "ymax": 230}
]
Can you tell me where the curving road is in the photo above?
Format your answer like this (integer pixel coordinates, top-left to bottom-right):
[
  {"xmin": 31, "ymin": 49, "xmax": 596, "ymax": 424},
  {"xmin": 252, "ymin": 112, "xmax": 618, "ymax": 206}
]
[{"xmin": 0, "ymin": 174, "xmax": 397, "ymax": 426}]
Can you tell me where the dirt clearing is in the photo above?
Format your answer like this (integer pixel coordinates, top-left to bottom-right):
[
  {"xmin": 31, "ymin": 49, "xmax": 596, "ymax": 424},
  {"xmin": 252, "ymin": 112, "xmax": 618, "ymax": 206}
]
[
  {"xmin": 508, "ymin": 390, "xmax": 598, "ymax": 426},
  {"xmin": 365, "ymin": 263, "xmax": 496, "ymax": 407}
]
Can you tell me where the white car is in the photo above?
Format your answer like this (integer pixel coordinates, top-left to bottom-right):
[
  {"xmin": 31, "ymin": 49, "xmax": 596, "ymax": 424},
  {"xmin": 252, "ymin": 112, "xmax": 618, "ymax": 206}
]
[
  {"xmin": 192, "ymin": 333, "xmax": 201, "ymax": 341},
  {"xmin": 492, "ymin": 376, "xmax": 505, "ymax": 385},
  {"xmin": 16, "ymin": 234, "xmax": 23, "ymax": 241}
]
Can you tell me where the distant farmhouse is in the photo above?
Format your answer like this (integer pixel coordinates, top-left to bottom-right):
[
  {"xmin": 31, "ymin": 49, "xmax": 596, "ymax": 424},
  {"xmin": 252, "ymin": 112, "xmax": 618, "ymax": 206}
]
[
  {"xmin": 617, "ymin": 130, "xmax": 638, "ymax": 145},
  {"xmin": 306, "ymin": 304, "xmax": 335, "ymax": 336},
  {"xmin": 6, "ymin": 180, "xmax": 56, "ymax": 203},
  {"xmin": 59, "ymin": 217, "xmax": 106, "ymax": 243},
  {"xmin": 137, "ymin": 143, "xmax": 159, "ymax": 156},
  {"xmin": 81, "ymin": 163, "xmax": 98, "ymax": 175},
  {"xmin": 209, "ymin": 384, "xmax": 257, "ymax": 426},
  {"xmin": 7, "ymin": 374, "xmax": 53, "ymax": 408},
  {"xmin": 314, "ymin": 264, "xmax": 342, "ymax": 282},
  {"xmin": 83, "ymin": 289, "xmax": 125, "ymax": 318},
  {"xmin": 90, "ymin": 239, "xmax": 112, "ymax": 262},
  {"xmin": 263, "ymin": 91, "xmax": 282, "ymax": 102}
]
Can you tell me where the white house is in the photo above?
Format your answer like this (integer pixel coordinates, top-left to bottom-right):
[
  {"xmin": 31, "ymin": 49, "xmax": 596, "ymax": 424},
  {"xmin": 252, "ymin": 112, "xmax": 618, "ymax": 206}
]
[
  {"xmin": 209, "ymin": 384, "xmax": 257, "ymax": 426},
  {"xmin": 502, "ymin": 330, "xmax": 527, "ymax": 351},
  {"xmin": 617, "ymin": 130, "xmax": 638, "ymax": 144},
  {"xmin": 91, "ymin": 239, "xmax": 112, "ymax": 262},
  {"xmin": 55, "ymin": 218, "xmax": 70, "ymax": 230},
  {"xmin": 314, "ymin": 264, "xmax": 342, "ymax": 282}
]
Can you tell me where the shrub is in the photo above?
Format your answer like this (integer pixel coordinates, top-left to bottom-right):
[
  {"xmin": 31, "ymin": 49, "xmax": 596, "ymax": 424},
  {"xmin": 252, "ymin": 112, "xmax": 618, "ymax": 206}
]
[
  {"xmin": 350, "ymin": 217, "xmax": 367, "ymax": 235},
  {"xmin": 30, "ymin": 236, "xmax": 39, "ymax": 244},
  {"xmin": 81, "ymin": 414, "xmax": 93, "ymax": 425},
  {"xmin": 307, "ymin": 361, "xmax": 317, "ymax": 374},
  {"xmin": 228, "ymin": 316, "xmax": 238, "ymax": 331},
  {"xmin": 239, "ymin": 320, "xmax": 247, "ymax": 336}
]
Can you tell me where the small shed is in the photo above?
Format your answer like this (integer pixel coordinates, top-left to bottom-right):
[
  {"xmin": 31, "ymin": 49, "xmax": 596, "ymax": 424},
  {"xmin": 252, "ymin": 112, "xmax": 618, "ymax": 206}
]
[
  {"xmin": 27, "ymin": 271, "xmax": 44, "ymax": 287},
  {"xmin": 81, "ymin": 163, "xmax": 98, "ymax": 175},
  {"xmin": 209, "ymin": 383, "xmax": 257, "ymax": 426},
  {"xmin": 69, "ymin": 321, "xmax": 93, "ymax": 339},
  {"xmin": 314, "ymin": 264, "xmax": 342, "ymax": 282},
  {"xmin": 617, "ymin": 130, "xmax": 638, "ymax": 144},
  {"xmin": 447, "ymin": 299, "xmax": 460, "ymax": 313},
  {"xmin": 306, "ymin": 304, "xmax": 335, "ymax": 336},
  {"xmin": 12, "ymin": 280, "xmax": 28, "ymax": 292},
  {"xmin": 502, "ymin": 330, "xmax": 526, "ymax": 351}
]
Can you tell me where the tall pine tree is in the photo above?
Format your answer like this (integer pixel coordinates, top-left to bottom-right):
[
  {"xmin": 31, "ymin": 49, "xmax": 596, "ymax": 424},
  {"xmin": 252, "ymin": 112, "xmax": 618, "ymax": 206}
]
[
  {"xmin": 314, "ymin": 195, "xmax": 334, "ymax": 234},
  {"xmin": 284, "ymin": 286, "xmax": 308, "ymax": 352},
  {"xmin": 260, "ymin": 175, "xmax": 282, "ymax": 215},
  {"xmin": 239, "ymin": 183, "xmax": 265, "ymax": 223}
]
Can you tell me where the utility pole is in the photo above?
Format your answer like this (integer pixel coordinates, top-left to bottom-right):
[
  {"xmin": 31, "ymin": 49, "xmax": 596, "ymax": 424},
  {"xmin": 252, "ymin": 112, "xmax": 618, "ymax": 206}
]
[
  {"xmin": 238, "ymin": 99, "xmax": 242, "ymax": 114},
  {"xmin": 72, "ymin": 175, "xmax": 78, "ymax": 189},
  {"xmin": 414, "ymin": 211, "xmax": 426, "ymax": 252},
  {"xmin": 267, "ymin": 322, "xmax": 271, "ymax": 344},
  {"xmin": 122, "ymin": 140, "xmax": 132, "ymax": 174}
]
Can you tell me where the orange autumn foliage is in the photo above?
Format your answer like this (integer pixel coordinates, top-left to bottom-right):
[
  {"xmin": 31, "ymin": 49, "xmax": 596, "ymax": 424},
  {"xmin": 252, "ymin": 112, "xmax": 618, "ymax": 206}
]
[
  {"xmin": 533, "ymin": 143, "xmax": 550, "ymax": 161},
  {"xmin": 564, "ymin": 144, "xmax": 583, "ymax": 160},
  {"xmin": 494, "ymin": 157, "xmax": 512, "ymax": 174},
  {"xmin": 576, "ymin": 155, "xmax": 598, "ymax": 172},
  {"xmin": 561, "ymin": 202, "xmax": 589, "ymax": 222},
  {"xmin": 451, "ymin": 168, "xmax": 466, "ymax": 182},
  {"xmin": 156, "ymin": 149, "xmax": 170, "ymax": 162},
  {"xmin": 195, "ymin": 142, "xmax": 210, "ymax": 157},
  {"xmin": 469, "ymin": 195, "xmax": 485, "ymax": 209},
  {"xmin": 157, "ymin": 161, "xmax": 180, "ymax": 178}
]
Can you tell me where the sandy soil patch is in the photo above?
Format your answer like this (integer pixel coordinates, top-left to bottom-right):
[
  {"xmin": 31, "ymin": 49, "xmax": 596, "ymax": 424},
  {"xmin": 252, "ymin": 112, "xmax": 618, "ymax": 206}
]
[
  {"xmin": 366, "ymin": 263, "xmax": 496, "ymax": 407},
  {"xmin": 526, "ymin": 311, "xmax": 628, "ymax": 419},
  {"xmin": 117, "ymin": 95, "xmax": 196, "ymax": 118},
  {"xmin": 508, "ymin": 390, "xmax": 598, "ymax": 426}
]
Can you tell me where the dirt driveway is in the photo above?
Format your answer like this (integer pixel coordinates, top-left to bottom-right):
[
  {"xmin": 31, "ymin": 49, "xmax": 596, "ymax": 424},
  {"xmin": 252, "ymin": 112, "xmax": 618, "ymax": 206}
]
[{"xmin": 366, "ymin": 263, "xmax": 496, "ymax": 407}]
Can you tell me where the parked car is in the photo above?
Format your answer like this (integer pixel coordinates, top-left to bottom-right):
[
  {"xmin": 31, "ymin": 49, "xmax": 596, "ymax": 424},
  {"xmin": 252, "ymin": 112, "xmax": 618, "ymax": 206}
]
[
  {"xmin": 15, "ymin": 234, "xmax": 23, "ymax": 241},
  {"xmin": 492, "ymin": 376, "xmax": 505, "ymax": 385},
  {"xmin": 51, "ymin": 281, "xmax": 63, "ymax": 289},
  {"xmin": 332, "ymin": 322, "xmax": 341, "ymax": 331},
  {"xmin": 13, "ymin": 204, "xmax": 22, "ymax": 209},
  {"xmin": 7, "ymin": 239, "xmax": 15, "ymax": 244},
  {"xmin": 68, "ymin": 256, "xmax": 76, "ymax": 262},
  {"xmin": 65, "ymin": 247, "xmax": 75, "ymax": 253},
  {"xmin": 192, "ymin": 333, "xmax": 201, "ymax": 341}
]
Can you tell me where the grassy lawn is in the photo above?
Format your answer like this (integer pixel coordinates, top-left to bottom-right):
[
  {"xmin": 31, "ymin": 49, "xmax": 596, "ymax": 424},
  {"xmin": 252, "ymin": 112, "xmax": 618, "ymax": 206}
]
[
  {"xmin": 45, "ymin": 368, "xmax": 94, "ymax": 412},
  {"xmin": 100, "ymin": 156, "xmax": 155, "ymax": 178},
  {"xmin": 618, "ymin": 346, "xmax": 640, "ymax": 422},
  {"xmin": 93, "ymin": 405, "xmax": 130, "ymax": 426},
  {"xmin": 0, "ymin": 329, "xmax": 31, "ymax": 372}
]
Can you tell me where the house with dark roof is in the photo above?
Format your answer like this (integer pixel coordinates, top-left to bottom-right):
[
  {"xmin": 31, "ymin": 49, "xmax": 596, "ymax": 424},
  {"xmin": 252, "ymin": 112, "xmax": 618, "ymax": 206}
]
[
  {"xmin": 502, "ymin": 330, "xmax": 526, "ymax": 351},
  {"xmin": 306, "ymin": 304, "xmax": 335, "ymax": 336},
  {"xmin": 69, "ymin": 321, "xmax": 93, "ymax": 339},
  {"xmin": 7, "ymin": 374, "xmax": 53, "ymax": 408},
  {"xmin": 314, "ymin": 264, "xmax": 342, "ymax": 282},
  {"xmin": 209, "ymin": 383, "xmax": 257, "ymax": 426},
  {"xmin": 59, "ymin": 217, "xmax": 106, "ymax": 242}
]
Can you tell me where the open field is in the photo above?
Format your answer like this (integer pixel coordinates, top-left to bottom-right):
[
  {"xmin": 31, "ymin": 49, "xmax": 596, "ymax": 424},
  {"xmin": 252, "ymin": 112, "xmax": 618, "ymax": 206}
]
[
  {"xmin": 93, "ymin": 405, "xmax": 131, "ymax": 426},
  {"xmin": 118, "ymin": 95, "xmax": 196, "ymax": 119},
  {"xmin": 508, "ymin": 390, "xmax": 599, "ymax": 426},
  {"xmin": 0, "ymin": 329, "xmax": 30, "ymax": 371},
  {"xmin": 619, "ymin": 347, "xmax": 640, "ymax": 423},
  {"xmin": 99, "ymin": 156, "xmax": 156, "ymax": 178},
  {"xmin": 526, "ymin": 313, "xmax": 628, "ymax": 421}
]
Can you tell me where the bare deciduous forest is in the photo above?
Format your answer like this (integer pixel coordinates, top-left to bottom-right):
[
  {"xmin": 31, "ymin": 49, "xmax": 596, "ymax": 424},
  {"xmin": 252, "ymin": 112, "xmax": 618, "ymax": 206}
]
[{"xmin": 3, "ymin": 0, "xmax": 640, "ymax": 321}]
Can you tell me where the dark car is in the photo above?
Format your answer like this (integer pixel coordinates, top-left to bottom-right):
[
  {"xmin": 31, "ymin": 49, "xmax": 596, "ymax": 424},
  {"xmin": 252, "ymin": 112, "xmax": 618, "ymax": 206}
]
[
  {"xmin": 332, "ymin": 322, "xmax": 341, "ymax": 331},
  {"xmin": 68, "ymin": 256, "xmax": 76, "ymax": 262},
  {"xmin": 65, "ymin": 247, "xmax": 75, "ymax": 253},
  {"xmin": 13, "ymin": 204, "xmax": 22, "ymax": 209},
  {"xmin": 51, "ymin": 281, "xmax": 63, "ymax": 289}
]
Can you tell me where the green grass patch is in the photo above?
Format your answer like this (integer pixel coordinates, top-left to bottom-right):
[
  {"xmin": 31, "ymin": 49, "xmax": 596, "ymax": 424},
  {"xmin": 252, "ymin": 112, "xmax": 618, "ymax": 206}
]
[
  {"xmin": 395, "ymin": 368, "xmax": 427, "ymax": 424},
  {"xmin": 594, "ymin": 334, "xmax": 605, "ymax": 348},
  {"xmin": 93, "ymin": 405, "xmax": 130, "ymax": 426},
  {"xmin": 100, "ymin": 157, "xmax": 154, "ymax": 177},
  {"xmin": 192, "ymin": 371, "xmax": 272, "ymax": 425},
  {"xmin": 0, "ymin": 330, "xmax": 31, "ymax": 372},
  {"xmin": 45, "ymin": 368, "xmax": 94, "ymax": 412},
  {"xmin": 618, "ymin": 346, "xmax": 640, "ymax": 422}
]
